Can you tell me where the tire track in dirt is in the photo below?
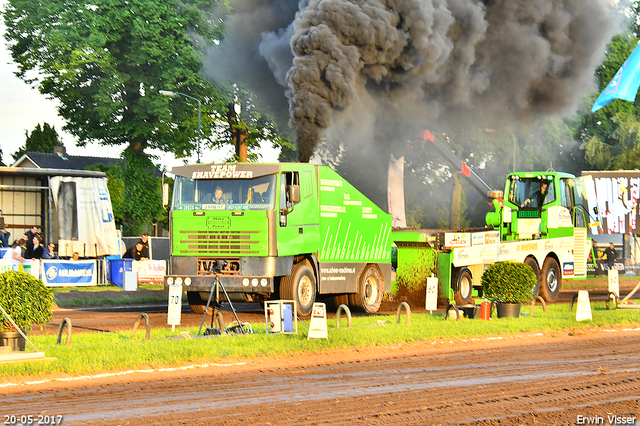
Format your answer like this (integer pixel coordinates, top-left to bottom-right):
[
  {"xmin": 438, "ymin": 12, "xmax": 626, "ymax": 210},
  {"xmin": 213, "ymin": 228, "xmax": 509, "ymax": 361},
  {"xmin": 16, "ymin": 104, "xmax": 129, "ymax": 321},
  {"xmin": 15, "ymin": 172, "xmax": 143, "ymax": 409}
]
[{"xmin": 2, "ymin": 329, "xmax": 640, "ymax": 425}]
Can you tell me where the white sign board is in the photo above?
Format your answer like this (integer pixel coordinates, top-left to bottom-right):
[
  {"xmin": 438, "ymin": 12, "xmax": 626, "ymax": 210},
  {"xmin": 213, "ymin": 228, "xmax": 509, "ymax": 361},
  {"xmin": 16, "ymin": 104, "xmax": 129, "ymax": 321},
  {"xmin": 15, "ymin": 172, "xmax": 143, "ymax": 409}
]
[
  {"xmin": 167, "ymin": 284, "xmax": 183, "ymax": 328},
  {"xmin": 132, "ymin": 260, "xmax": 166, "ymax": 283},
  {"xmin": 608, "ymin": 268, "xmax": 619, "ymax": 299},
  {"xmin": 308, "ymin": 302, "xmax": 328, "ymax": 339},
  {"xmin": 425, "ymin": 276, "xmax": 438, "ymax": 312}
]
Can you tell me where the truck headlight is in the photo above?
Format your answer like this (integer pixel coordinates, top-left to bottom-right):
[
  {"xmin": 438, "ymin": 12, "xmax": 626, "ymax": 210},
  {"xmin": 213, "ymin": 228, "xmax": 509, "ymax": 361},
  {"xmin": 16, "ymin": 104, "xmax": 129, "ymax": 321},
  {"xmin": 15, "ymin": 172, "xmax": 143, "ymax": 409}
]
[
  {"xmin": 167, "ymin": 277, "xmax": 174, "ymax": 285},
  {"xmin": 260, "ymin": 278, "xmax": 268, "ymax": 287},
  {"xmin": 251, "ymin": 278, "xmax": 258, "ymax": 287},
  {"xmin": 175, "ymin": 277, "xmax": 183, "ymax": 286},
  {"xmin": 242, "ymin": 278, "xmax": 250, "ymax": 287},
  {"xmin": 184, "ymin": 277, "xmax": 191, "ymax": 286}
]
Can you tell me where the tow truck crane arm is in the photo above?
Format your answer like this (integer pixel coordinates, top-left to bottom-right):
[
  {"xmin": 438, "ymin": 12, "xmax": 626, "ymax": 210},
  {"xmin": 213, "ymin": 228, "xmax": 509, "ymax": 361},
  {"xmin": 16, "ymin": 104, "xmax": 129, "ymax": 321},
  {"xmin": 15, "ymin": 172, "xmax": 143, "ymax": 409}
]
[{"xmin": 420, "ymin": 129, "xmax": 494, "ymax": 200}]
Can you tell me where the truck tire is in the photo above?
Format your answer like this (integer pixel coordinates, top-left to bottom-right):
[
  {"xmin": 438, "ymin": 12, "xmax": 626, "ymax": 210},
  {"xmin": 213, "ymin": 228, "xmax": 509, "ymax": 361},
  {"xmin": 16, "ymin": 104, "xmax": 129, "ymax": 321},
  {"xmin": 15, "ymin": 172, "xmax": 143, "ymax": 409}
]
[
  {"xmin": 523, "ymin": 257, "xmax": 541, "ymax": 297},
  {"xmin": 454, "ymin": 268, "xmax": 473, "ymax": 305},
  {"xmin": 281, "ymin": 261, "xmax": 316, "ymax": 316},
  {"xmin": 539, "ymin": 257, "xmax": 561, "ymax": 302},
  {"xmin": 348, "ymin": 265, "xmax": 383, "ymax": 313},
  {"xmin": 187, "ymin": 291, "xmax": 206, "ymax": 315}
]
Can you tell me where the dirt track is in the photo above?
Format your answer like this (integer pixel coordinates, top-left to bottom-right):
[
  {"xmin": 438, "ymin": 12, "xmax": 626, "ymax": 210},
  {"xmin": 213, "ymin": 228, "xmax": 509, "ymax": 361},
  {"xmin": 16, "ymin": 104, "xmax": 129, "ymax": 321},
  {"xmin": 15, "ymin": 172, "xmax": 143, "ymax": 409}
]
[
  {"xmin": 2, "ymin": 328, "xmax": 640, "ymax": 425},
  {"xmin": 2, "ymin": 280, "xmax": 640, "ymax": 425}
]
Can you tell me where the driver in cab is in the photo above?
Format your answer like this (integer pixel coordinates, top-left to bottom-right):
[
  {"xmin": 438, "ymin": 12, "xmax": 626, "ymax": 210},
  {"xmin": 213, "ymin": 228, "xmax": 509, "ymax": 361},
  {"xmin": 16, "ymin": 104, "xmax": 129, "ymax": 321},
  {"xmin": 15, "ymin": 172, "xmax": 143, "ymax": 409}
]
[
  {"xmin": 212, "ymin": 186, "xmax": 226, "ymax": 204},
  {"xmin": 521, "ymin": 181, "xmax": 550, "ymax": 208}
]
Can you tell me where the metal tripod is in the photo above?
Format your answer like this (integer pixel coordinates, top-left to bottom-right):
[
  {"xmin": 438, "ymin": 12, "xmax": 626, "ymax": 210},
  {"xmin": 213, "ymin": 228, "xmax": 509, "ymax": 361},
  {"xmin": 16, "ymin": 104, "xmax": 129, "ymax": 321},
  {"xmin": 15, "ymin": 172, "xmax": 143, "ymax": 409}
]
[{"xmin": 197, "ymin": 273, "xmax": 244, "ymax": 336}]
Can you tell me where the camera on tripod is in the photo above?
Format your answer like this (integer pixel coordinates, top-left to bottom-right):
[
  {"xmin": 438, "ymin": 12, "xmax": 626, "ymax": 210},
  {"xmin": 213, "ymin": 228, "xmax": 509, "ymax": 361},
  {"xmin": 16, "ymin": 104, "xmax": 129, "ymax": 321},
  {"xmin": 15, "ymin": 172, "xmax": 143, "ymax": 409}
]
[{"xmin": 210, "ymin": 259, "xmax": 228, "ymax": 273}]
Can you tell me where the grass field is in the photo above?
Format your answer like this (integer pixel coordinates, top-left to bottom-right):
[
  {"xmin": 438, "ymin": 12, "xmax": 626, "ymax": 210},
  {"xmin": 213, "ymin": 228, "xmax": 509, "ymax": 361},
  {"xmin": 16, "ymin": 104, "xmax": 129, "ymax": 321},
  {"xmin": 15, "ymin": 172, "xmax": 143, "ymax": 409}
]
[{"xmin": 1, "ymin": 301, "xmax": 639, "ymax": 380}]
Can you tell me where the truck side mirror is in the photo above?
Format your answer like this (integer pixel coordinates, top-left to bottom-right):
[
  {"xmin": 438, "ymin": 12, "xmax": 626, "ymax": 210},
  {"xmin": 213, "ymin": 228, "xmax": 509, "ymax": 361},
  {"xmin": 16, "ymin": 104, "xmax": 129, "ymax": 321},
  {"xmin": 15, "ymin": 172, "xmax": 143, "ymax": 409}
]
[
  {"xmin": 162, "ymin": 183, "xmax": 170, "ymax": 208},
  {"xmin": 289, "ymin": 185, "xmax": 300, "ymax": 204}
]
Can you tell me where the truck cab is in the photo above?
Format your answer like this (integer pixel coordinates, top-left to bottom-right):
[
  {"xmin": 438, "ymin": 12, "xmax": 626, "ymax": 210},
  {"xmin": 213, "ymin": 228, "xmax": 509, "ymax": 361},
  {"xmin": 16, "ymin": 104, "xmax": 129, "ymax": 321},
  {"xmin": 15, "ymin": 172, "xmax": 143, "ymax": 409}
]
[{"xmin": 486, "ymin": 171, "xmax": 589, "ymax": 241}]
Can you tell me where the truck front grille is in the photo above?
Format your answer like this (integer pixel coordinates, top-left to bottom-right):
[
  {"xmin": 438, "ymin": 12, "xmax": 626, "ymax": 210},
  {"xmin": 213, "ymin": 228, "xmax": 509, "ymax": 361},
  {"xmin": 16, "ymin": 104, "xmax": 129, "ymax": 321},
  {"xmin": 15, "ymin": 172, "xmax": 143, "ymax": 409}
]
[{"xmin": 179, "ymin": 230, "xmax": 260, "ymax": 255}]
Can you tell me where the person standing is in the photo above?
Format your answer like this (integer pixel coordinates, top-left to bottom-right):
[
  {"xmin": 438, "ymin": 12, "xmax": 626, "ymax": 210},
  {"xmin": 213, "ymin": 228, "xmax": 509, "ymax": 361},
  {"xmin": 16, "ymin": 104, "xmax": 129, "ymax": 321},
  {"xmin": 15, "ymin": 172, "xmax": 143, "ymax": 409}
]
[
  {"xmin": 603, "ymin": 242, "xmax": 617, "ymax": 271},
  {"xmin": 0, "ymin": 209, "xmax": 10, "ymax": 247},
  {"xmin": 137, "ymin": 233, "xmax": 150, "ymax": 259},
  {"xmin": 29, "ymin": 234, "xmax": 44, "ymax": 259},
  {"xmin": 24, "ymin": 226, "xmax": 39, "ymax": 258},
  {"xmin": 591, "ymin": 241, "xmax": 603, "ymax": 276}
]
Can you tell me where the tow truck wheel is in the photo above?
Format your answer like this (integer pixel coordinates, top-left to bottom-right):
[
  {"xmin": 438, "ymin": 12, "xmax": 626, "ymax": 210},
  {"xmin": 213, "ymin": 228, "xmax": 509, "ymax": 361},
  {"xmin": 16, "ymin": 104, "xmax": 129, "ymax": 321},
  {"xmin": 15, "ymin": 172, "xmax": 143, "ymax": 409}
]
[
  {"xmin": 539, "ymin": 257, "xmax": 561, "ymax": 302},
  {"xmin": 523, "ymin": 257, "xmax": 541, "ymax": 297},
  {"xmin": 454, "ymin": 268, "xmax": 473, "ymax": 305},
  {"xmin": 281, "ymin": 261, "xmax": 316, "ymax": 316},
  {"xmin": 187, "ymin": 291, "xmax": 206, "ymax": 315},
  {"xmin": 349, "ymin": 265, "xmax": 383, "ymax": 313}
]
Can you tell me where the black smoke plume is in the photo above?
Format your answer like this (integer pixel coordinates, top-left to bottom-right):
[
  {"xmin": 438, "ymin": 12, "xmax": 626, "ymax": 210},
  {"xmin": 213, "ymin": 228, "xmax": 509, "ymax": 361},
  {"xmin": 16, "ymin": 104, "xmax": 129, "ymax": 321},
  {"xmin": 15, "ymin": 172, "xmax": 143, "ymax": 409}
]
[{"xmin": 207, "ymin": 0, "xmax": 616, "ymax": 163}]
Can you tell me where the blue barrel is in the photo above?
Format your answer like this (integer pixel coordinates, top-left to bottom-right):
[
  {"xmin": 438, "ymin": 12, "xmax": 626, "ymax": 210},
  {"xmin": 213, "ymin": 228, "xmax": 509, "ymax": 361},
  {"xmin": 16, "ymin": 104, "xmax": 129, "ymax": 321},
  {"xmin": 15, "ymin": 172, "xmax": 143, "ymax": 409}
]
[
  {"xmin": 105, "ymin": 255, "xmax": 121, "ymax": 282},
  {"xmin": 110, "ymin": 258, "xmax": 133, "ymax": 287}
]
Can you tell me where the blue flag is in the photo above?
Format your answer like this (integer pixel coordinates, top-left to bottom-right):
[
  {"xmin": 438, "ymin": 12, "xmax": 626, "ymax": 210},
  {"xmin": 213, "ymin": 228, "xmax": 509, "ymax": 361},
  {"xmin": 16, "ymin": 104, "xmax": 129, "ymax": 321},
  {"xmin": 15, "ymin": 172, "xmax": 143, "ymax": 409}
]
[{"xmin": 592, "ymin": 43, "xmax": 640, "ymax": 112}]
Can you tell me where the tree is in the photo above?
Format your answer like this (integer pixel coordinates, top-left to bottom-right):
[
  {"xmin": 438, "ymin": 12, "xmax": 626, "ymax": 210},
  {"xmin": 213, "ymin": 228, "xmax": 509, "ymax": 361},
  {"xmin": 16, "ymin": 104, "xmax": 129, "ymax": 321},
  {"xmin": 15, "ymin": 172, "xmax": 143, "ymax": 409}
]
[
  {"xmin": 3, "ymin": 0, "xmax": 229, "ymax": 160},
  {"xmin": 208, "ymin": 84, "xmax": 293, "ymax": 162},
  {"xmin": 2, "ymin": 0, "xmax": 231, "ymax": 232},
  {"xmin": 12, "ymin": 122, "xmax": 62, "ymax": 161}
]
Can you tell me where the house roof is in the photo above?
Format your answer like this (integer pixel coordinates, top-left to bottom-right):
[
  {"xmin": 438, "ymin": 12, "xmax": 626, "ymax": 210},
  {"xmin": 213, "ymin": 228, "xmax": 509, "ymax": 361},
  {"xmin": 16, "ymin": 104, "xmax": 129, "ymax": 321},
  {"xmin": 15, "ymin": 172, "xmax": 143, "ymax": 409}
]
[{"xmin": 11, "ymin": 152, "xmax": 120, "ymax": 170}]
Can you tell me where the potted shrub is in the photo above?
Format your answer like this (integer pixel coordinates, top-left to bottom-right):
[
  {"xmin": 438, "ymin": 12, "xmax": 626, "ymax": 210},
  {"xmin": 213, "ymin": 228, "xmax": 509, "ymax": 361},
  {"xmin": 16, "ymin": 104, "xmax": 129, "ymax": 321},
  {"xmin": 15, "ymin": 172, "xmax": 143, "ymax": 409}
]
[
  {"xmin": 480, "ymin": 262, "xmax": 536, "ymax": 318},
  {"xmin": 0, "ymin": 271, "xmax": 54, "ymax": 351}
]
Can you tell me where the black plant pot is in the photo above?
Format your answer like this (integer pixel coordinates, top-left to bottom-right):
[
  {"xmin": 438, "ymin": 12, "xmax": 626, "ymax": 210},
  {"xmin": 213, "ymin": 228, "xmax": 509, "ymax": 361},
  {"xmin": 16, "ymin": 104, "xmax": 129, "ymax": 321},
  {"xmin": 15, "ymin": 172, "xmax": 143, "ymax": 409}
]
[
  {"xmin": 0, "ymin": 331, "xmax": 26, "ymax": 351},
  {"xmin": 496, "ymin": 303, "xmax": 521, "ymax": 318}
]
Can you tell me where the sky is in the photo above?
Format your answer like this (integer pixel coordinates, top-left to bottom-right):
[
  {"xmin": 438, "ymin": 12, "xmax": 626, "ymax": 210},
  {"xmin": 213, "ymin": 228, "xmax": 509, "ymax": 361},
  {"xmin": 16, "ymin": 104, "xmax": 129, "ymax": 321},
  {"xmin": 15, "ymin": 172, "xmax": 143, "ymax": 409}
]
[{"xmin": 0, "ymin": 7, "xmax": 279, "ymax": 170}]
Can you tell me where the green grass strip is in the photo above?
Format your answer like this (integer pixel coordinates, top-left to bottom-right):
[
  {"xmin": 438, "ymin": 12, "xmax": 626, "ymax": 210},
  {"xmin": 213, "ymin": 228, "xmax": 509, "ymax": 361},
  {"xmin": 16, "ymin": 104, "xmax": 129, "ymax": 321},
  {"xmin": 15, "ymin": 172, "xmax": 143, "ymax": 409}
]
[{"xmin": 1, "ymin": 301, "xmax": 639, "ymax": 380}]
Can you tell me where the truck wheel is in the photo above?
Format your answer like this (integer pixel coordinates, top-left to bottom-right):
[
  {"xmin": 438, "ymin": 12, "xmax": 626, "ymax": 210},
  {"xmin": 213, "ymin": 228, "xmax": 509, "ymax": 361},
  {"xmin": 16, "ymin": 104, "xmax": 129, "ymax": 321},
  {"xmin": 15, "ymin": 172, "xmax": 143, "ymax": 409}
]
[
  {"xmin": 454, "ymin": 268, "xmax": 473, "ymax": 305},
  {"xmin": 281, "ymin": 261, "xmax": 316, "ymax": 316},
  {"xmin": 539, "ymin": 258, "xmax": 561, "ymax": 302},
  {"xmin": 187, "ymin": 291, "xmax": 206, "ymax": 315},
  {"xmin": 523, "ymin": 257, "xmax": 541, "ymax": 297},
  {"xmin": 349, "ymin": 265, "xmax": 383, "ymax": 313}
]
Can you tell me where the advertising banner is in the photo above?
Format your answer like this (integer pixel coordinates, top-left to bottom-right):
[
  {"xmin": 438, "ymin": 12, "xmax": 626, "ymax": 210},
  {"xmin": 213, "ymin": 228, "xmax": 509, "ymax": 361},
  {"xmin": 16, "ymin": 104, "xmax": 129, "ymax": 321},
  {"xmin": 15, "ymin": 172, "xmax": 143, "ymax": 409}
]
[
  {"xmin": 0, "ymin": 259, "xmax": 39, "ymax": 278},
  {"xmin": 132, "ymin": 260, "xmax": 166, "ymax": 283},
  {"xmin": 388, "ymin": 155, "xmax": 407, "ymax": 228},
  {"xmin": 41, "ymin": 260, "xmax": 97, "ymax": 287},
  {"xmin": 49, "ymin": 176, "xmax": 119, "ymax": 256},
  {"xmin": 582, "ymin": 171, "xmax": 640, "ymax": 235}
]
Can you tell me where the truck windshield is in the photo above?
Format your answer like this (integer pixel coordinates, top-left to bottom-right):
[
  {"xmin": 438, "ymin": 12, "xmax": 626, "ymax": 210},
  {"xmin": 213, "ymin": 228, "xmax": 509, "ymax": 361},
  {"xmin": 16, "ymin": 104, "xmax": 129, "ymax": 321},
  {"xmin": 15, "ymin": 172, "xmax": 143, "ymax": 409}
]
[
  {"xmin": 508, "ymin": 177, "xmax": 555, "ymax": 208},
  {"xmin": 172, "ymin": 174, "xmax": 277, "ymax": 211}
]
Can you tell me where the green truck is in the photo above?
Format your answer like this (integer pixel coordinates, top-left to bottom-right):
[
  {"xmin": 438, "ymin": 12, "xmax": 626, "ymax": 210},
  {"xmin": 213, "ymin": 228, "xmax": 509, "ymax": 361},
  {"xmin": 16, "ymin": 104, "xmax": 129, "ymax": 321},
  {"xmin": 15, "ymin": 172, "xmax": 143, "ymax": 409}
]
[
  {"xmin": 392, "ymin": 169, "xmax": 590, "ymax": 306},
  {"xmin": 165, "ymin": 163, "xmax": 392, "ymax": 315}
]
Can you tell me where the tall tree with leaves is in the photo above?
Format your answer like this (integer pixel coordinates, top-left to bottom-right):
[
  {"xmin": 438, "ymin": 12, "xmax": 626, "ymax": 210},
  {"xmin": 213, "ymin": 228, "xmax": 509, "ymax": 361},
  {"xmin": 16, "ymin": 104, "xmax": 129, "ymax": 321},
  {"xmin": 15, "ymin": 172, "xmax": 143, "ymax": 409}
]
[
  {"xmin": 12, "ymin": 122, "xmax": 62, "ymax": 161},
  {"xmin": 2, "ymin": 0, "xmax": 232, "ymax": 233},
  {"xmin": 2, "ymin": 0, "xmax": 230, "ymax": 159}
]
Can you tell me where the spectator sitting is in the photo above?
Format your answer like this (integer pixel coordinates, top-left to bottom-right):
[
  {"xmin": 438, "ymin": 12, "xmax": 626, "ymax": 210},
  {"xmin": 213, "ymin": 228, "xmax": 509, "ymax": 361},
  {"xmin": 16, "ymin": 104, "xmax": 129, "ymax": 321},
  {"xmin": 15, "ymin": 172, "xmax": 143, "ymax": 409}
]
[
  {"xmin": 123, "ymin": 242, "xmax": 147, "ymax": 261},
  {"xmin": 0, "ymin": 209, "xmax": 10, "ymax": 247},
  {"xmin": 72, "ymin": 252, "xmax": 80, "ymax": 261},
  {"xmin": 2, "ymin": 238, "xmax": 26, "ymax": 264},
  {"xmin": 42, "ymin": 242, "xmax": 60, "ymax": 259}
]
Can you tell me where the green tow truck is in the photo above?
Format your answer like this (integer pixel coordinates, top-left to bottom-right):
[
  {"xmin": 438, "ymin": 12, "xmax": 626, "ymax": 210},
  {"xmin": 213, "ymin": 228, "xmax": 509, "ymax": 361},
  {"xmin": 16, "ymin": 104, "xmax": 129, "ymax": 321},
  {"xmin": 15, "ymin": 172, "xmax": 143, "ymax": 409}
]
[{"xmin": 165, "ymin": 163, "xmax": 392, "ymax": 316}]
